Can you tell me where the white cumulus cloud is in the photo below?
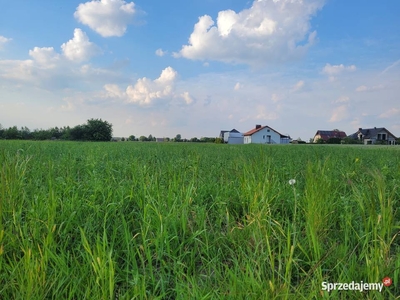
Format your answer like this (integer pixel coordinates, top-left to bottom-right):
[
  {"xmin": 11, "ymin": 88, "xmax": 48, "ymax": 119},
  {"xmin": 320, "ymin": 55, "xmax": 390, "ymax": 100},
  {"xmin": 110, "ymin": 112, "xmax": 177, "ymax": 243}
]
[
  {"xmin": 329, "ymin": 105, "xmax": 349, "ymax": 122},
  {"xmin": 61, "ymin": 29, "xmax": 100, "ymax": 62},
  {"xmin": 332, "ymin": 96, "xmax": 349, "ymax": 104},
  {"xmin": 74, "ymin": 0, "xmax": 136, "ymax": 37},
  {"xmin": 322, "ymin": 63, "xmax": 356, "ymax": 75},
  {"xmin": 292, "ymin": 80, "xmax": 305, "ymax": 92},
  {"xmin": 124, "ymin": 67, "xmax": 193, "ymax": 106},
  {"xmin": 29, "ymin": 47, "xmax": 61, "ymax": 68},
  {"xmin": 255, "ymin": 106, "xmax": 279, "ymax": 121},
  {"xmin": 176, "ymin": 0, "xmax": 324, "ymax": 65},
  {"xmin": 379, "ymin": 108, "xmax": 400, "ymax": 119},
  {"xmin": 155, "ymin": 48, "xmax": 167, "ymax": 57},
  {"xmin": 0, "ymin": 30, "xmax": 106, "ymax": 88},
  {"xmin": 103, "ymin": 84, "xmax": 125, "ymax": 98},
  {"xmin": 181, "ymin": 91, "xmax": 194, "ymax": 104},
  {"xmin": 0, "ymin": 47, "xmax": 61, "ymax": 81},
  {"xmin": 0, "ymin": 36, "xmax": 12, "ymax": 50},
  {"xmin": 322, "ymin": 63, "xmax": 356, "ymax": 81},
  {"xmin": 234, "ymin": 82, "xmax": 243, "ymax": 90},
  {"xmin": 355, "ymin": 84, "xmax": 384, "ymax": 92}
]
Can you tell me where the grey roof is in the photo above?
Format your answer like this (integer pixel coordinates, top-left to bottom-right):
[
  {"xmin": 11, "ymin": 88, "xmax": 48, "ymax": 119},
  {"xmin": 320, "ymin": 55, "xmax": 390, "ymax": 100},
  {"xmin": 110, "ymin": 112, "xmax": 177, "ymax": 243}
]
[
  {"xmin": 219, "ymin": 130, "xmax": 228, "ymax": 137},
  {"xmin": 220, "ymin": 129, "xmax": 240, "ymax": 138},
  {"xmin": 348, "ymin": 127, "xmax": 397, "ymax": 139}
]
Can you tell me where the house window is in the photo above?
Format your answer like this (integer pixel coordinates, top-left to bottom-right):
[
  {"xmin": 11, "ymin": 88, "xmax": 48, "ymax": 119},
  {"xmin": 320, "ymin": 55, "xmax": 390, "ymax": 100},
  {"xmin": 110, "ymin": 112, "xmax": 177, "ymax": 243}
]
[
  {"xmin": 263, "ymin": 135, "xmax": 265, "ymax": 139},
  {"xmin": 267, "ymin": 129, "xmax": 270, "ymax": 132},
  {"xmin": 378, "ymin": 133, "xmax": 387, "ymax": 140}
]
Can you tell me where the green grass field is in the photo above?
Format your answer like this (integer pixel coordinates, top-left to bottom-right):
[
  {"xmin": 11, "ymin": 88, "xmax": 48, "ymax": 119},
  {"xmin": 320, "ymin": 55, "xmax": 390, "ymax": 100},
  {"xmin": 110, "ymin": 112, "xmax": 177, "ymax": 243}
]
[{"xmin": 0, "ymin": 141, "xmax": 399, "ymax": 299}]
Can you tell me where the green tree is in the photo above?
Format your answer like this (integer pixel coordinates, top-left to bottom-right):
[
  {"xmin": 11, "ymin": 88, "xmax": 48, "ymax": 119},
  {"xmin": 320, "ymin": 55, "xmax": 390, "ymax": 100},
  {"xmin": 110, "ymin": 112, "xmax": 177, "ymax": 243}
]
[
  {"xmin": 139, "ymin": 136, "xmax": 147, "ymax": 142},
  {"xmin": 32, "ymin": 129, "xmax": 52, "ymax": 140},
  {"xmin": 20, "ymin": 126, "xmax": 32, "ymax": 140},
  {"xmin": 128, "ymin": 135, "xmax": 136, "ymax": 141},
  {"xmin": 49, "ymin": 127, "xmax": 62, "ymax": 139},
  {"xmin": 175, "ymin": 134, "xmax": 182, "ymax": 142},
  {"xmin": 200, "ymin": 137, "xmax": 216, "ymax": 143},
  {"xmin": 70, "ymin": 125, "xmax": 86, "ymax": 141},
  {"xmin": 60, "ymin": 126, "xmax": 71, "ymax": 140},
  {"xmin": 4, "ymin": 126, "xmax": 21, "ymax": 139},
  {"xmin": 84, "ymin": 119, "xmax": 113, "ymax": 141}
]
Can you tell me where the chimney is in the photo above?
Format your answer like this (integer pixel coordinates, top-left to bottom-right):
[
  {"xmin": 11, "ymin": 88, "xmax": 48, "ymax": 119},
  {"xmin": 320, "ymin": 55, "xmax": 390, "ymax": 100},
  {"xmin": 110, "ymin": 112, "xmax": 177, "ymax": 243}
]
[
  {"xmin": 256, "ymin": 124, "xmax": 261, "ymax": 129},
  {"xmin": 358, "ymin": 128, "xmax": 362, "ymax": 131}
]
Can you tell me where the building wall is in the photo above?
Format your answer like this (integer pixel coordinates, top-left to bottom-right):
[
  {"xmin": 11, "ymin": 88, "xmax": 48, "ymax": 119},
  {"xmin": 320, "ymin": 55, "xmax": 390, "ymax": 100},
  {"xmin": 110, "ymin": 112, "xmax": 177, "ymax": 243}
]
[
  {"xmin": 313, "ymin": 134, "xmax": 322, "ymax": 143},
  {"xmin": 223, "ymin": 132, "xmax": 230, "ymax": 143},
  {"xmin": 227, "ymin": 132, "xmax": 244, "ymax": 144},
  {"xmin": 228, "ymin": 137, "xmax": 244, "ymax": 144},
  {"xmin": 362, "ymin": 129, "xmax": 396, "ymax": 145},
  {"xmin": 280, "ymin": 137, "xmax": 291, "ymax": 144},
  {"xmin": 246, "ymin": 128, "xmax": 282, "ymax": 144},
  {"xmin": 364, "ymin": 136, "xmax": 396, "ymax": 145}
]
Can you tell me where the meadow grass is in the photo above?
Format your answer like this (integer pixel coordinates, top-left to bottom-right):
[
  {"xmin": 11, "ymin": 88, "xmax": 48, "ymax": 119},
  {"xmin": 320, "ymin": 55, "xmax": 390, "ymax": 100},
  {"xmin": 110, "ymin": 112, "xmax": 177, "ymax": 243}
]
[{"xmin": 0, "ymin": 141, "xmax": 399, "ymax": 299}]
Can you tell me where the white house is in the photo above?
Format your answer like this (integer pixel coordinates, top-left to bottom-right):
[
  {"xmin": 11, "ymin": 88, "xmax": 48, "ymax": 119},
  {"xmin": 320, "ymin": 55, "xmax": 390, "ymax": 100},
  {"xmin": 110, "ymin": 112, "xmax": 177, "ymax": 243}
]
[
  {"xmin": 228, "ymin": 132, "xmax": 244, "ymax": 144},
  {"xmin": 243, "ymin": 125, "xmax": 291, "ymax": 144},
  {"xmin": 220, "ymin": 129, "xmax": 244, "ymax": 144}
]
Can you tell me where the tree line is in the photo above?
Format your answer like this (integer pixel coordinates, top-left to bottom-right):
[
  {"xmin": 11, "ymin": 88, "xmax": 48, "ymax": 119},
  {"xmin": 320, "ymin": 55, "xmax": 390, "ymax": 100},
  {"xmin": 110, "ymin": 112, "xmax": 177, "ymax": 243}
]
[
  {"xmin": 0, "ymin": 120, "xmax": 222, "ymax": 143},
  {"xmin": 0, "ymin": 119, "xmax": 113, "ymax": 141},
  {"xmin": 124, "ymin": 134, "xmax": 220, "ymax": 143}
]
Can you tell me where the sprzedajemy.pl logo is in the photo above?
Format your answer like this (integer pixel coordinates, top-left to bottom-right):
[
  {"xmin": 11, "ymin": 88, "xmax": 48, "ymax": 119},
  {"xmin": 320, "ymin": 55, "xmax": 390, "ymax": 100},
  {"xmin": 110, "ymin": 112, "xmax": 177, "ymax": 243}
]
[{"xmin": 321, "ymin": 277, "xmax": 392, "ymax": 293}]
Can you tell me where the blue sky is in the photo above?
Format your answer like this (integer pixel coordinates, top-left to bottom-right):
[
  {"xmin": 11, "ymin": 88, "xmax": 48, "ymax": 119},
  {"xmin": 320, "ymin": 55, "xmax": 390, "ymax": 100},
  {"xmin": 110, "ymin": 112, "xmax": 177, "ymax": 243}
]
[{"xmin": 1, "ymin": 0, "xmax": 399, "ymax": 140}]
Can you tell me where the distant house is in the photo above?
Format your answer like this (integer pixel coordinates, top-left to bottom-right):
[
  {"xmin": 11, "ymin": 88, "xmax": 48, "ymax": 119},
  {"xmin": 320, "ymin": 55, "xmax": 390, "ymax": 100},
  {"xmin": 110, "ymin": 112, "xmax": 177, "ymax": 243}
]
[
  {"xmin": 219, "ymin": 129, "xmax": 244, "ymax": 144},
  {"xmin": 347, "ymin": 127, "xmax": 397, "ymax": 145},
  {"xmin": 225, "ymin": 129, "xmax": 244, "ymax": 144},
  {"xmin": 313, "ymin": 129, "xmax": 347, "ymax": 143},
  {"xmin": 243, "ymin": 125, "xmax": 291, "ymax": 144},
  {"xmin": 219, "ymin": 130, "xmax": 229, "ymax": 140}
]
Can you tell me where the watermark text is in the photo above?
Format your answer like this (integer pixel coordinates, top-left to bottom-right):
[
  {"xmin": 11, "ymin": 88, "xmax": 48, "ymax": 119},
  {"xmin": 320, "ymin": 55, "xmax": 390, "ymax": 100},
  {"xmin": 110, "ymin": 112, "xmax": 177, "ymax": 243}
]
[{"xmin": 321, "ymin": 278, "xmax": 392, "ymax": 293}]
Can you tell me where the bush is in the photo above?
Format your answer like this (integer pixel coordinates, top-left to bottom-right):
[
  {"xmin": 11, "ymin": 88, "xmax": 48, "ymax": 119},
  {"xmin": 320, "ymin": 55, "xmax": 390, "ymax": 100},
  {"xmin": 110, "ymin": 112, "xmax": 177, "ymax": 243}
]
[
  {"xmin": 342, "ymin": 137, "xmax": 362, "ymax": 144},
  {"xmin": 326, "ymin": 137, "xmax": 342, "ymax": 144}
]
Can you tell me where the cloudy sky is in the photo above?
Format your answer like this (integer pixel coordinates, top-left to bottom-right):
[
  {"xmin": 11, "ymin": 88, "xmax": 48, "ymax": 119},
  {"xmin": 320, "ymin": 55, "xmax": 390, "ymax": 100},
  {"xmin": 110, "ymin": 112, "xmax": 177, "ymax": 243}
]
[{"xmin": 1, "ymin": 0, "xmax": 399, "ymax": 140}]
